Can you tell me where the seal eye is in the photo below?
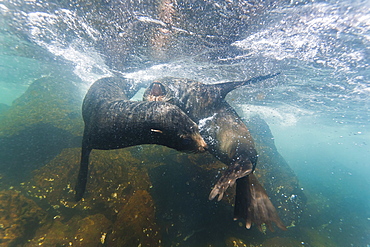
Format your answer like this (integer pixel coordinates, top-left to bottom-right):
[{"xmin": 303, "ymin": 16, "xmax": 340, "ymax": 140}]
[{"xmin": 181, "ymin": 137, "xmax": 193, "ymax": 147}]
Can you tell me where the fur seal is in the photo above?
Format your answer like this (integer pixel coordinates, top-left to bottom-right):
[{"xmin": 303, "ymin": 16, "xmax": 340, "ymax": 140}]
[
  {"xmin": 75, "ymin": 77, "xmax": 207, "ymax": 201},
  {"xmin": 143, "ymin": 74, "xmax": 286, "ymax": 231}
]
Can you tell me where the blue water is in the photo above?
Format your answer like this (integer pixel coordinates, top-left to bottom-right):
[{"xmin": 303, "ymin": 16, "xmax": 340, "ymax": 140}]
[{"xmin": 1, "ymin": 0, "xmax": 369, "ymax": 246}]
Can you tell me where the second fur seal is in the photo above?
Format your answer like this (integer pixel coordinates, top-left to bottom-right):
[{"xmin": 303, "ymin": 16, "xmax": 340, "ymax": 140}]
[
  {"xmin": 143, "ymin": 75, "xmax": 286, "ymax": 231},
  {"xmin": 75, "ymin": 77, "xmax": 207, "ymax": 201}
]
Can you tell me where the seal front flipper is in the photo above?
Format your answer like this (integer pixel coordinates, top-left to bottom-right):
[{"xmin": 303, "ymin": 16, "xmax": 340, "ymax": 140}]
[
  {"xmin": 234, "ymin": 174, "xmax": 287, "ymax": 231},
  {"xmin": 75, "ymin": 138, "xmax": 91, "ymax": 201},
  {"xmin": 209, "ymin": 159, "xmax": 254, "ymax": 201}
]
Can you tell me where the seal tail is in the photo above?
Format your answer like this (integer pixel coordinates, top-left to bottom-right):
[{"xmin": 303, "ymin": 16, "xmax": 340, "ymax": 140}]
[
  {"xmin": 234, "ymin": 173, "xmax": 286, "ymax": 232},
  {"xmin": 214, "ymin": 73, "xmax": 281, "ymax": 98},
  {"xmin": 75, "ymin": 141, "xmax": 91, "ymax": 201}
]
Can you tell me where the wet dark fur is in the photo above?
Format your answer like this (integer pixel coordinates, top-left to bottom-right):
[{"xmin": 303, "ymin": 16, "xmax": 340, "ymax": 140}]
[
  {"xmin": 143, "ymin": 75, "xmax": 286, "ymax": 231},
  {"xmin": 75, "ymin": 77, "xmax": 207, "ymax": 201}
]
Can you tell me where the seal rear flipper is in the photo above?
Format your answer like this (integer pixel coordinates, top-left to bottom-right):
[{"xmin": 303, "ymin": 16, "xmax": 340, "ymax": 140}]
[
  {"xmin": 241, "ymin": 173, "xmax": 287, "ymax": 231},
  {"xmin": 209, "ymin": 161, "xmax": 253, "ymax": 201},
  {"xmin": 233, "ymin": 176, "xmax": 251, "ymax": 222},
  {"xmin": 75, "ymin": 146, "xmax": 91, "ymax": 201},
  {"xmin": 215, "ymin": 73, "xmax": 281, "ymax": 98}
]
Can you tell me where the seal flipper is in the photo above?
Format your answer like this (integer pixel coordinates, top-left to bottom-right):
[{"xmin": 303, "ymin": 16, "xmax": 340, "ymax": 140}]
[
  {"xmin": 75, "ymin": 142, "xmax": 91, "ymax": 201},
  {"xmin": 233, "ymin": 176, "xmax": 251, "ymax": 224},
  {"xmin": 215, "ymin": 73, "xmax": 281, "ymax": 98},
  {"xmin": 209, "ymin": 160, "xmax": 254, "ymax": 201},
  {"xmin": 234, "ymin": 173, "xmax": 287, "ymax": 231}
]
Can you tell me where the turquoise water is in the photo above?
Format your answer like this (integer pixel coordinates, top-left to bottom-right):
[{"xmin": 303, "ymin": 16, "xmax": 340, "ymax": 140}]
[{"xmin": 1, "ymin": 0, "xmax": 369, "ymax": 246}]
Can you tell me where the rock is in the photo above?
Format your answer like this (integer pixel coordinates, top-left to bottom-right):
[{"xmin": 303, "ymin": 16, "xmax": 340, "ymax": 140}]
[
  {"xmin": 107, "ymin": 190, "xmax": 161, "ymax": 246},
  {"xmin": 20, "ymin": 147, "xmax": 159, "ymax": 218},
  {"xmin": 0, "ymin": 74, "xmax": 306, "ymax": 245},
  {"xmin": 242, "ymin": 114, "xmax": 306, "ymax": 229},
  {"xmin": 301, "ymin": 227, "xmax": 337, "ymax": 247},
  {"xmin": 0, "ymin": 75, "xmax": 83, "ymax": 137},
  {"xmin": 0, "ymin": 75, "xmax": 83, "ymax": 181},
  {"xmin": 0, "ymin": 124, "xmax": 81, "ymax": 182},
  {"xmin": 0, "ymin": 189, "xmax": 47, "ymax": 247},
  {"xmin": 26, "ymin": 214, "xmax": 111, "ymax": 247},
  {"xmin": 0, "ymin": 103, "xmax": 10, "ymax": 116},
  {"xmin": 261, "ymin": 236, "xmax": 303, "ymax": 247}
]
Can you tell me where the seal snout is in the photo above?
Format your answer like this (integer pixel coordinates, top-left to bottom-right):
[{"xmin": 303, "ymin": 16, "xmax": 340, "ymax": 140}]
[
  {"xmin": 180, "ymin": 132, "xmax": 208, "ymax": 153},
  {"xmin": 193, "ymin": 133, "xmax": 208, "ymax": 153}
]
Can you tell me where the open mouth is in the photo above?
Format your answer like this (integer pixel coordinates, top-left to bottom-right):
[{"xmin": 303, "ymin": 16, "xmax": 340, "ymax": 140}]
[
  {"xmin": 146, "ymin": 81, "xmax": 167, "ymax": 102},
  {"xmin": 150, "ymin": 82, "xmax": 166, "ymax": 96}
]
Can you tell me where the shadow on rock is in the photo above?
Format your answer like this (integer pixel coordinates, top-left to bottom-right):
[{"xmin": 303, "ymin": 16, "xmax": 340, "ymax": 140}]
[
  {"xmin": 0, "ymin": 190, "xmax": 48, "ymax": 247},
  {"xmin": 0, "ymin": 75, "xmax": 84, "ymax": 183},
  {"xmin": 0, "ymin": 123, "xmax": 81, "ymax": 182}
]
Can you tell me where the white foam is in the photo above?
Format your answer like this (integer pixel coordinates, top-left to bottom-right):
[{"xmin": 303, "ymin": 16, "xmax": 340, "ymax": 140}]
[
  {"xmin": 26, "ymin": 11, "xmax": 112, "ymax": 85},
  {"xmin": 198, "ymin": 113, "xmax": 217, "ymax": 131},
  {"xmin": 236, "ymin": 104, "xmax": 313, "ymax": 127},
  {"xmin": 232, "ymin": 2, "xmax": 370, "ymax": 71},
  {"xmin": 0, "ymin": 4, "xmax": 9, "ymax": 12}
]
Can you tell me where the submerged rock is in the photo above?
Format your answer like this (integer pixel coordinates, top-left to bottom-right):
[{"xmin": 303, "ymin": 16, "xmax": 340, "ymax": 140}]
[
  {"xmin": 242, "ymin": 114, "xmax": 306, "ymax": 229},
  {"xmin": 21, "ymin": 147, "xmax": 157, "ymax": 218},
  {"xmin": 107, "ymin": 190, "xmax": 161, "ymax": 246},
  {"xmin": 18, "ymin": 115, "xmax": 305, "ymax": 246},
  {"xmin": 301, "ymin": 227, "xmax": 337, "ymax": 247},
  {"xmin": 261, "ymin": 236, "xmax": 303, "ymax": 247},
  {"xmin": 0, "ymin": 75, "xmax": 83, "ymax": 137},
  {"xmin": 0, "ymin": 75, "xmax": 83, "ymax": 181},
  {"xmin": 0, "ymin": 103, "xmax": 10, "ymax": 117},
  {"xmin": 25, "ymin": 213, "xmax": 111, "ymax": 247},
  {"xmin": 0, "ymin": 190, "xmax": 47, "ymax": 247},
  {"xmin": 0, "ymin": 124, "xmax": 80, "ymax": 182},
  {"xmin": 0, "ymin": 74, "xmax": 306, "ymax": 245},
  {"xmin": 19, "ymin": 146, "xmax": 165, "ymax": 246}
]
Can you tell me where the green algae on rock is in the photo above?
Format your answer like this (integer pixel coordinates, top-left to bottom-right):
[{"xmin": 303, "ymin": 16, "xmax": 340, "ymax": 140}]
[
  {"xmin": 0, "ymin": 75, "xmax": 85, "ymax": 180},
  {"xmin": 25, "ymin": 213, "xmax": 111, "ymax": 247},
  {"xmin": 0, "ymin": 75, "xmax": 84, "ymax": 137},
  {"xmin": 239, "ymin": 115, "xmax": 306, "ymax": 230},
  {"xmin": 1, "ymin": 74, "xmax": 306, "ymax": 245},
  {"xmin": 20, "ymin": 147, "xmax": 160, "ymax": 217},
  {"xmin": 107, "ymin": 190, "xmax": 161, "ymax": 246},
  {"xmin": 261, "ymin": 236, "xmax": 303, "ymax": 247},
  {"xmin": 0, "ymin": 103, "xmax": 10, "ymax": 117},
  {"xmin": 0, "ymin": 189, "xmax": 48, "ymax": 246}
]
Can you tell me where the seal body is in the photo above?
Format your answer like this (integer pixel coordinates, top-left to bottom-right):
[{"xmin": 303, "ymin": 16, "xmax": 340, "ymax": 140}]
[
  {"xmin": 143, "ymin": 75, "xmax": 286, "ymax": 231},
  {"xmin": 75, "ymin": 77, "xmax": 207, "ymax": 201}
]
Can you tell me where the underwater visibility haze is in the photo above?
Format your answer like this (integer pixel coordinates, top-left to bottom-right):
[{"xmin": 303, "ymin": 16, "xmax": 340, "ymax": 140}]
[{"xmin": 0, "ymin": 0, "xmax": 369, "ymax": 246}]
